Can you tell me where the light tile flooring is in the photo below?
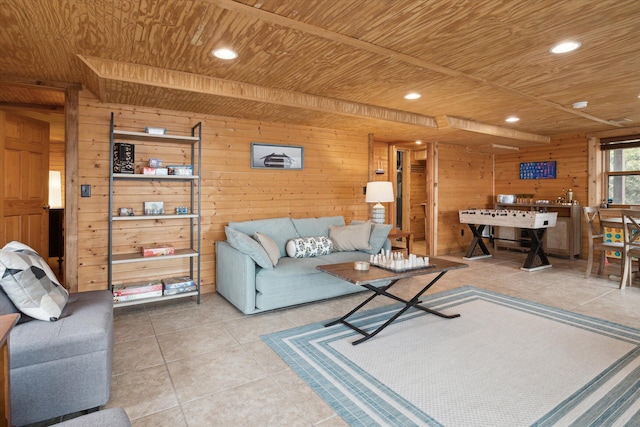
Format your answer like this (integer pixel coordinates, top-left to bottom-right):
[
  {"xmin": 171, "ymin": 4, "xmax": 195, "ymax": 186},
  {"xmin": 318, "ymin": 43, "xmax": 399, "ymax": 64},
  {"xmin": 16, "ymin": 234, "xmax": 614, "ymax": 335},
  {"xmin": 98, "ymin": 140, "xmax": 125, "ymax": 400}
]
[{"xmin": 39, "ymin": 246, "xmax": 640, "ymax": 426}]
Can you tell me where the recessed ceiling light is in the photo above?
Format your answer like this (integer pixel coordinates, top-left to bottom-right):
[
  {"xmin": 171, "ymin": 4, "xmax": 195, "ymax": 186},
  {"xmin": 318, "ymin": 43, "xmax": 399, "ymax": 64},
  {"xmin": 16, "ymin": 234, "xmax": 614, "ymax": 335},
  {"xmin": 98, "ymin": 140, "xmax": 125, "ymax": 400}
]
[
  {"xmin": 212, "ymin": 48, "xmax": 238, "ymax": 60},
  {"xmin": 550, "ymin": 41, "xmax": 581, "ymax": 54},
  {"xmin": 572, "ymin": 101, "xmax": 588, "ymax": 109},
  {"xmin": 505, "ymin": 116, "xmax": 520, "ymax": 123},
  {"xmin": 404, "ymin": 93, "xmax": 421, "ymax": 100},
  {"xmin": 415, "ymin": 140, "xmax": 422, "ymax": 145}
]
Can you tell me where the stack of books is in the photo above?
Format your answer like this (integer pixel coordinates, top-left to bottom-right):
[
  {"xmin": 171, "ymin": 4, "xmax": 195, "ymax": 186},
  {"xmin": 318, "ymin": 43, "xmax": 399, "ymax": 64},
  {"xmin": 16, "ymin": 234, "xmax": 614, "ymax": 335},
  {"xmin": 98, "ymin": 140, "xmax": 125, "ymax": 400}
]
[
  {"xmin": 113, "ymin": 280, "xmax": 163, "ymax": 303},
  {"xmin": 162, "ymin": 276, "xmax": 197, "ymax": 296}
]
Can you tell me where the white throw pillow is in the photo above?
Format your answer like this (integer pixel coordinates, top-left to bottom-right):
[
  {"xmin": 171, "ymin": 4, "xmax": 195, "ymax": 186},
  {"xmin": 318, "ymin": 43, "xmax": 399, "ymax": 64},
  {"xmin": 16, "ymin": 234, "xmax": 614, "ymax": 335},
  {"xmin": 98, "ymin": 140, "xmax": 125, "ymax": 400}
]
[
  {"xmin": 286, "ymin": 236, "xmax": 333, "ymax": 258},
  {"xmin": 0, "ymin": 242, "xmax": 69, "ymax": 321}
]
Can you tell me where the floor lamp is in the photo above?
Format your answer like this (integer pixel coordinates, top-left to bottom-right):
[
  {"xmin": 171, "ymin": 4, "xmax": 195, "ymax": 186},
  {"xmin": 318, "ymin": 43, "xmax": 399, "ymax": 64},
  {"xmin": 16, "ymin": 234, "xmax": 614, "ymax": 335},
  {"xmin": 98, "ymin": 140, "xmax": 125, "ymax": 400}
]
[{"xmin": 365, "ymin": 181, "xmax": 394, "ymax": 224}]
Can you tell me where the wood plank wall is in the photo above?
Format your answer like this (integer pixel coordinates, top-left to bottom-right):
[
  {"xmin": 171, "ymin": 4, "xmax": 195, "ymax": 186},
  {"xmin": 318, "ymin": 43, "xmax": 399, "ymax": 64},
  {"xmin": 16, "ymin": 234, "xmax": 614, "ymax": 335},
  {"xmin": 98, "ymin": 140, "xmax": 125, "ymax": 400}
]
[
  {"xmin": 74, "ymin": 91, "xmax": 587, "ymax": 293},
  {"xmin": 77, "ymin": 90, "xmax": 372, "ymax": 292},
  {"xmin": 494, "ymin": 133, "xmax": 589, "ymax": 256},
  {"xmin": 436, "ymin": 144, "xmax": 494, "ymax": 254}
]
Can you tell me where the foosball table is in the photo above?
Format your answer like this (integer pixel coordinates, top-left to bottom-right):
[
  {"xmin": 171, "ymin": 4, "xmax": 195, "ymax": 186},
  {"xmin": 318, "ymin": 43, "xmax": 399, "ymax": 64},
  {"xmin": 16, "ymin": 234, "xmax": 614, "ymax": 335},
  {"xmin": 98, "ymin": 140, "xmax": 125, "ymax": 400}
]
[{"xmin": 458, "ymin": 209, "xmax": 558, "ymax": 271}]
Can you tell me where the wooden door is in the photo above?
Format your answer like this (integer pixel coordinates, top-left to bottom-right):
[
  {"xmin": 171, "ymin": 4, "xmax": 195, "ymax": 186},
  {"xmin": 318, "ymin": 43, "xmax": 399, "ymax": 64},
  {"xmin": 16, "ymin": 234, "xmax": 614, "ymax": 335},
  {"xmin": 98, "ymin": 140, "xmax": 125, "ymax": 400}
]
[{"xmin": 0, "ymin": 112, "xmax": 50, "ymax": 255}]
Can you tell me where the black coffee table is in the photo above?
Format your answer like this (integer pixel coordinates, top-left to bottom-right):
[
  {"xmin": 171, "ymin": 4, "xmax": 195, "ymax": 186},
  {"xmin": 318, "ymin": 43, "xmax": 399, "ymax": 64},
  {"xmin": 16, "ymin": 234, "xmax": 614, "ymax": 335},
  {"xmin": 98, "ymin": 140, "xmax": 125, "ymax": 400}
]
[{"xmin": 317, "ymin": 257, "xmax": 468, "ymax": 345}]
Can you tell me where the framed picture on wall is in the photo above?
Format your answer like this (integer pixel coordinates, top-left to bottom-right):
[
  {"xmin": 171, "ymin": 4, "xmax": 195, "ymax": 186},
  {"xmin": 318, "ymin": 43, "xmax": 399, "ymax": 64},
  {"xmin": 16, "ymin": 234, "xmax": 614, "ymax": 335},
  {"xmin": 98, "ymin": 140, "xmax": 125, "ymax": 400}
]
[
  {"xmin": 519, "ymin": 161, "xmax": 556, "ymax": 179},
  {"xmin": 251, "ymin": 143, "xmax": 304, "ymax": 170}
]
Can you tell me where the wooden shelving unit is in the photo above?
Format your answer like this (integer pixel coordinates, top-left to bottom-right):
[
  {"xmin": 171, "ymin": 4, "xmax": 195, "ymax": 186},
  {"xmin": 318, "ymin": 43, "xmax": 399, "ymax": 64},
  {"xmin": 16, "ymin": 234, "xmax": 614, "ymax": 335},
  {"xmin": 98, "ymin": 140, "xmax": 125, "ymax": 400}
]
[{"xmin": 108, "ymin": 112, "xmax": 202, "ymax": 306}]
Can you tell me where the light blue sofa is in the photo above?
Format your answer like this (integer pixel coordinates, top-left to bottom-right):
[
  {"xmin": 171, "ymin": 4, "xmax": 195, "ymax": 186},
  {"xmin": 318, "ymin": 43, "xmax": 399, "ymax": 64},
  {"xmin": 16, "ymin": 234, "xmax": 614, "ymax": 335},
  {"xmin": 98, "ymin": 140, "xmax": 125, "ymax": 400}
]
[{"xmin": 216, "ymin": 216, "xmax": 391, "ymax": 314}]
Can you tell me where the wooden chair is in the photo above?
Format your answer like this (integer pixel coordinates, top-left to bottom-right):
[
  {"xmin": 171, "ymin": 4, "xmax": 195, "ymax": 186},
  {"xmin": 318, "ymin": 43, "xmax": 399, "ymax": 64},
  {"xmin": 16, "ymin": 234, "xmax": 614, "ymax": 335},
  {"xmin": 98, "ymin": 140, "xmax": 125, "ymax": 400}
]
[
  {"xmin": 620, "ymin": 210, "xmax": 640, "ymax": 289},
  {"xmin": 583, "ymin": 206, "xmax": 624, "ymax": 278}
]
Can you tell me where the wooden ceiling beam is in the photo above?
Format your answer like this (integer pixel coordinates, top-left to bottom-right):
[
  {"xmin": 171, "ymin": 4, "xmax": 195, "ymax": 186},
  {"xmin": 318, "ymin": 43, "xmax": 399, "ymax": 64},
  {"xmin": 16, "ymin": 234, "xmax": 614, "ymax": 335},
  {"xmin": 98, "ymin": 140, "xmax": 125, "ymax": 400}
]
[
  {"xmin": 211, "ymin": 0, "xmax": 621, "ymax": 128},
  {"xmin": 77, "ymin": 55, "xmax": 438, "ymax": 129},
  {"xmin": 443, "ymin": 116, "xmax": 551, "ymax": 144}
]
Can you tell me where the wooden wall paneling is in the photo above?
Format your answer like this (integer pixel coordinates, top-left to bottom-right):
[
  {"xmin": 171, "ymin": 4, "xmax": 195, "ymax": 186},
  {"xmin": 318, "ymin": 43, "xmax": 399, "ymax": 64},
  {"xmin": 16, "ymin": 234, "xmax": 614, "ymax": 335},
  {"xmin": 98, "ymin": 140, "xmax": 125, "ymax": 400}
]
[
  {"xmin": 77, "ymin": 90, "xmax": 371, "ymax": 292},
  {"xmin": 64, "ymin": 85, "xmax": 79, "ymax": 292},
  {"xmin": 494, "ymin": 133, "xmax": 589, "ymax": 257},
  {"xmin": 436, "ymin": 144, "xmax": 494, "ymax": 254}
]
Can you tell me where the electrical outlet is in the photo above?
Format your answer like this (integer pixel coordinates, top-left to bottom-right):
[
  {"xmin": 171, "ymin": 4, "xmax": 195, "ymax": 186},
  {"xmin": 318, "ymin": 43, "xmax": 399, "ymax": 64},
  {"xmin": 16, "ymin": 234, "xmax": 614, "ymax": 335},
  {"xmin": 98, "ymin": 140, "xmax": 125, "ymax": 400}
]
[{"xmin": 81, "ymin": 184, "xmax": 91, "ymax": 197}]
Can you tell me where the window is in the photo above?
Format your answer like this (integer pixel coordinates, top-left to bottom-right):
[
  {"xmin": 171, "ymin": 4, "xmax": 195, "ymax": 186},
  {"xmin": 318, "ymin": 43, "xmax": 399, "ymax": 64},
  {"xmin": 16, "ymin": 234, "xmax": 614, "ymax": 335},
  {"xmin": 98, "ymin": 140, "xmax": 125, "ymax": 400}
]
[{"xmin": 602, "ymin": 134, "xmax": 640, "ymax": 204}]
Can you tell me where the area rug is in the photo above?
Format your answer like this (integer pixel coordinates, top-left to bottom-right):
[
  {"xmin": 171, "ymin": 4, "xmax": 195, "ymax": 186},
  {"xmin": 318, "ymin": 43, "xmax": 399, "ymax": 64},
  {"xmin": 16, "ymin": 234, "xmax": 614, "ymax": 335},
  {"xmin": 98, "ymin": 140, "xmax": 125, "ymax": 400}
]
[{"xmin": 262, "ymin": 286, "xmax": 640, "ymax": 426}]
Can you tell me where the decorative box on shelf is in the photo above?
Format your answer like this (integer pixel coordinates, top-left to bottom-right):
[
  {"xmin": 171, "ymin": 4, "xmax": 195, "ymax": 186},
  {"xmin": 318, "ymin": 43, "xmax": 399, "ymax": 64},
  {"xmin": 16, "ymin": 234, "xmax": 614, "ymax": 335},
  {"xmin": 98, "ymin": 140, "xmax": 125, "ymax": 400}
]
[
  {"xmin": 143, "ymin": 201, "xmax": 164, "ymax": 215},
  {"xmin": 142, "ymin": 245, "xmax": 175, "ymax": 257},
  {"xmin": 145, "ymin": 127, "xmax": 166, "ymax": 135},
  {"xmin": 167, "ymin": 165, "xmax": 193, "ymax": 176}
]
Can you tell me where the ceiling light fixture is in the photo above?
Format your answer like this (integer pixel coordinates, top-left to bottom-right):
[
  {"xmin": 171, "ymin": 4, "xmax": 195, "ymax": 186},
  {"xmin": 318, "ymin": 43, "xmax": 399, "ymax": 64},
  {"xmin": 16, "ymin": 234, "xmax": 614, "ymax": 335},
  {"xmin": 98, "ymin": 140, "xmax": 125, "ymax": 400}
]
[
  {"xmin": 505, "ymin": 116, "xmax": 520, "ymax": 123},
  {"xmin": 212, "ymin": 48, "xmax": 238, "ymax": 60},
  {"xmin": 572, "ymin": 101, "xmax": 588, "ymax": 109},
  {"xmin": 415, "ymin": 140, "xmax": 422, "ymax": 145},
  {"xmin": 550, "ymin": 41, "xmax": 581, "ymax": 54},
  {"xmin": 404, "ymin": 93, "xmax": 421, "ymax": 100}
]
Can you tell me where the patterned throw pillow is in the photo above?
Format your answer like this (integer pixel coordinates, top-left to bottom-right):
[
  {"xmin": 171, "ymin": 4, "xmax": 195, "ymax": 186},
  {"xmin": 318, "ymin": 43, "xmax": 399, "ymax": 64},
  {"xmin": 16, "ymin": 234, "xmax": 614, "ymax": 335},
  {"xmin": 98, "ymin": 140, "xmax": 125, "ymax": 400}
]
[
  {"xmin": 286, "ymin": 236, "xmax": 333, "ymax": 258},
  {"xmin": 0, "ymin": 242, "xmax": 69, "ymax": 321}
]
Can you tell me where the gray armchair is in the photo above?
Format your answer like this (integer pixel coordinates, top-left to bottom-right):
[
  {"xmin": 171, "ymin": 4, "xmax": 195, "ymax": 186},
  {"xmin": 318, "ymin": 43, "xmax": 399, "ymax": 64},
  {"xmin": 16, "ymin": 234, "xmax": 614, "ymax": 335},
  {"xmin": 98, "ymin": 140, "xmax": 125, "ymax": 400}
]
[{"xmin": 9, "ymin": 290, "xmax": 114, "ymax": 426}]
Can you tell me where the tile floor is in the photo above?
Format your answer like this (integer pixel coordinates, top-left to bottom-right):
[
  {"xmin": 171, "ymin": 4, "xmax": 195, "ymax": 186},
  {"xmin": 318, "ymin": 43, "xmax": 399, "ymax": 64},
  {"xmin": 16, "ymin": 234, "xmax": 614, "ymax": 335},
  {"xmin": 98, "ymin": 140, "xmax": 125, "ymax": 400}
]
[{"xmin": 36, "ymin": 247, "xmax": 640, "ymax": 426}]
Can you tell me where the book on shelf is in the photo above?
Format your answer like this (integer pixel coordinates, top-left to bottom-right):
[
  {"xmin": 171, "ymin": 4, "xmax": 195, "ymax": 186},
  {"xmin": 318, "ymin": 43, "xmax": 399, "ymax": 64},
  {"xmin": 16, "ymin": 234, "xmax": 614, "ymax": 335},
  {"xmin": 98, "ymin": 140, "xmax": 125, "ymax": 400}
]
[
  {"xmin": 161, "ymin": 276, "xmax": 195, "ymax": 289},
  {"xmin": 163, "ymin": 285, "xmax": 197, "ymax": 296},
  {"xmin": 113, "ymin": 290, "xmax": 163, "ymax": 302},
  {"xmin": 113, "ymin": 280, "xmax": 163, "ymax": 296},
  {"xmin": 142, "ymin": 244, "xmax": 174, "ymax": 257},
  {"xmin": 161, "ymin": 276, "xmax": 197, "ymax": 295}
]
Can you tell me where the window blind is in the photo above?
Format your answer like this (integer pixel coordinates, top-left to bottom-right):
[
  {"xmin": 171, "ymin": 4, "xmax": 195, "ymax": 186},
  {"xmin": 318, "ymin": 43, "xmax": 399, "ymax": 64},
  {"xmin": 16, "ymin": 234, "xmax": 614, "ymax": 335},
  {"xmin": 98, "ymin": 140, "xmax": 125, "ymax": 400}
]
[{"xmin": 600, "ymin": 134, "xmax": 640, "ymax": 150}]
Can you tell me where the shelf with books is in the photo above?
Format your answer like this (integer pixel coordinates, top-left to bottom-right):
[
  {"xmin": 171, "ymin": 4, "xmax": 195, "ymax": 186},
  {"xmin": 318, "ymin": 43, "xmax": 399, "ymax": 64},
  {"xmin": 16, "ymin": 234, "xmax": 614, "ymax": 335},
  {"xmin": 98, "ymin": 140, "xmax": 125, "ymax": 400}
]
[
  {"xmin": 108, "ymin": 112, "xmax": 201, "ymax": 307},
  {"xmin": 113, "ymin": 291, "xmax": 199, "ymax": 308}
]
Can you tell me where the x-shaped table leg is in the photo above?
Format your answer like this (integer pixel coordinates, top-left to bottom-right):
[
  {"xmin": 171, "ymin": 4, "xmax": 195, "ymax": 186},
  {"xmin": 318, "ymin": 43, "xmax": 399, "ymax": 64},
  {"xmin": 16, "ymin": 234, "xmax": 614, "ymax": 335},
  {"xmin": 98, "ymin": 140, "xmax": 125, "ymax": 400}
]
[{"xmin": 325, "ymin": 271, "xmax": 460, "ymax": 345}]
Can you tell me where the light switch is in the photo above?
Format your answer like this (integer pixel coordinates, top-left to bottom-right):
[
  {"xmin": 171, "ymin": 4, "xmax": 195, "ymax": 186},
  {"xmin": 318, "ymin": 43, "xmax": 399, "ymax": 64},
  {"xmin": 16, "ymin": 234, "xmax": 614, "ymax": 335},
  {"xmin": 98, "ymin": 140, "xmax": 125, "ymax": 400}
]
[{"xmin": 81, "ymin": 184, "xmax": 91, "ymax": 197}]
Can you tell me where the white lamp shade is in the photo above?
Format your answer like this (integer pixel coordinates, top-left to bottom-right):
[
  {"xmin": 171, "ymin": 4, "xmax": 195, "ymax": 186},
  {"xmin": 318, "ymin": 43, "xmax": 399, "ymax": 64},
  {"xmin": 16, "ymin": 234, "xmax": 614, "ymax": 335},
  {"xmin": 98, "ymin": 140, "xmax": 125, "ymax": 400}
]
[
  {"xmin": 365, "ymin": 181, "xmax": 394, "ymax": 224},
  {"xmin": 49, "ymin": 170, "xmax": 63, "ymax": 209},
  {"xmin": 365, "ymin": 181, "xmax": 394, "ymax": 203}
]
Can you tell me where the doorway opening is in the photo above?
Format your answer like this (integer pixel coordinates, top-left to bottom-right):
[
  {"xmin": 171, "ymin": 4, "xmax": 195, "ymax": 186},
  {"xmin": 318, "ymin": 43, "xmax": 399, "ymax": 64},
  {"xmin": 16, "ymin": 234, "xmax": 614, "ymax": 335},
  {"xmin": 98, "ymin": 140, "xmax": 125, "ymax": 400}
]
[{"xmin": 0, "ymin": 85, "xmax": 66, "ymax": 282}]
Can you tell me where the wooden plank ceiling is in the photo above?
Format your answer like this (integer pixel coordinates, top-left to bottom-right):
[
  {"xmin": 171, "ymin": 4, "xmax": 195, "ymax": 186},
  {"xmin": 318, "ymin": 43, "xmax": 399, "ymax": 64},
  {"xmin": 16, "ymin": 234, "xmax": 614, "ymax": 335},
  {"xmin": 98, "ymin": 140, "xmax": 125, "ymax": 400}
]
[{"xmin": 1, "ymin": 0, "xmax": 640, "ymax": 150}]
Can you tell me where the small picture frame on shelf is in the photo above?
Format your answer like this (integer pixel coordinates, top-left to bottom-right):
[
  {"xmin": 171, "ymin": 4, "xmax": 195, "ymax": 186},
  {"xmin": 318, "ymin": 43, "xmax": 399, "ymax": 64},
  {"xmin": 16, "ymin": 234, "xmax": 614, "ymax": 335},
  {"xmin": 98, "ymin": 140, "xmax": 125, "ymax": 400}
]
[
  {"xmin": 119, "ymin": 207, "xmax": 134, "ymax": 216},
  {"xmin": 144, "ymin": 201, "xmax": 164, "ymax": 215}
]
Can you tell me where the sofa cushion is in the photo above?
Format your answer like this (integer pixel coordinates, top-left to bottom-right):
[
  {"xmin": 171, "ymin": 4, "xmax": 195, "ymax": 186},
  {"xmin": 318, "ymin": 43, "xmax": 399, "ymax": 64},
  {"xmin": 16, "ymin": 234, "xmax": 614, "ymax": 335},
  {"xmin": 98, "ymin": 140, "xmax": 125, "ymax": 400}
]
[
  {"xmin": 351, "ymin": 221, "xmax": 393, "ymax": 255},
  {"xmin": 9, "ymin": 290, "xmax": 113, "ymax": 369},
  {"xmin": 228, "ymin": 217, "xmax": 299, "ymax": 257},
  {"xmin": 254, "ymin": 253, "xmax": 368, "ymax": 310},
  {"xmin": 329, "ymin": 221, "xmax": 372, "ymax": 251},
  {"xmin": 0, "ymin": 242, "xmax": 68, "ymax": 322},
  {"xmin": 286, "ymin": 236, "xmax": 333, "ymax": 258},
  {"xmin": 291, "ymin": 216, "xmax": 345, "ymax": 238},
  {"xmin": 254, "ymin": 232, "xmax": 280, "ymax": 266},
  {"xmin": 225, "ymin": 227, "xmax": 273, "ymax": 269}
]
